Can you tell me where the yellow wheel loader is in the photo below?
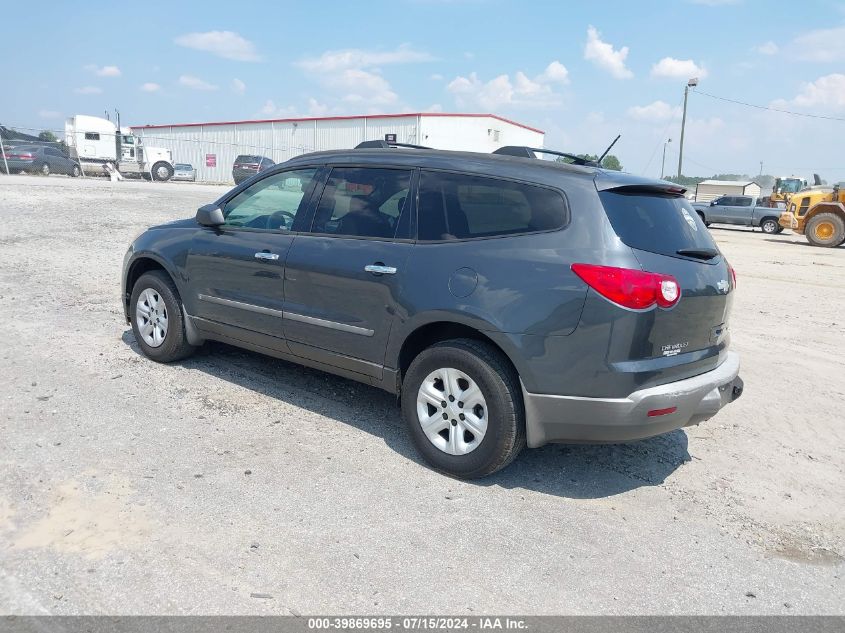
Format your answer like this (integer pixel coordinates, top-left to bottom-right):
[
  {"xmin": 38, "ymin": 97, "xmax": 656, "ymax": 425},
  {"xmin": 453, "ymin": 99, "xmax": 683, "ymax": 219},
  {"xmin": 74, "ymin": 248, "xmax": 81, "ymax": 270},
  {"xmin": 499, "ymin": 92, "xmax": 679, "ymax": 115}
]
[{"xmin": 779, "ymin": 182, "xmax": 845, "ymax": 247}]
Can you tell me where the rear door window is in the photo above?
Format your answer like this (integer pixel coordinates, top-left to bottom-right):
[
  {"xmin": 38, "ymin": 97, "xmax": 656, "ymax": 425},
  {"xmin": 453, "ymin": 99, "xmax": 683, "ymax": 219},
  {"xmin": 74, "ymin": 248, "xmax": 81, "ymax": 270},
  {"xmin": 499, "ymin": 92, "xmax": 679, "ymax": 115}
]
[
  {"xmin": 599, "ymin": 190, "xmax": 718, "ymax": 258},
  {"xmin": 311, "ymin": 167, "xmax": 412, "ymax": 239},
  {"xmin": 736, "ymin": 196, "xmax": 753, "ymax": 207},
  {"xmin": 418, "ymin": 170, "xmax": 567, "ymax": 241}
]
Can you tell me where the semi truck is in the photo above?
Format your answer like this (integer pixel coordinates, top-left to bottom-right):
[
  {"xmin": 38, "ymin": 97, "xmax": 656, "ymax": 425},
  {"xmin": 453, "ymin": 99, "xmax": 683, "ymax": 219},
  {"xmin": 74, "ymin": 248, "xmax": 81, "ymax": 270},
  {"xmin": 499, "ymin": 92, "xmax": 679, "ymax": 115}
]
[{"xmin": 64, "ymin": 114, "xmax": 174, "ymax": 181}]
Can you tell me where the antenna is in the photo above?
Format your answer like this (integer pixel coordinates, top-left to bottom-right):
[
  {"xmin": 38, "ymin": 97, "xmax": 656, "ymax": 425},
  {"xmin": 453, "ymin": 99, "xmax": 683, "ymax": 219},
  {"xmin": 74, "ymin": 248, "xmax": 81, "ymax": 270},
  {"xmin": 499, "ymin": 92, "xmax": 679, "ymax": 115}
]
[{"xmin": 597, "ymin": 134, "xmax": 621, "ymax": 165}]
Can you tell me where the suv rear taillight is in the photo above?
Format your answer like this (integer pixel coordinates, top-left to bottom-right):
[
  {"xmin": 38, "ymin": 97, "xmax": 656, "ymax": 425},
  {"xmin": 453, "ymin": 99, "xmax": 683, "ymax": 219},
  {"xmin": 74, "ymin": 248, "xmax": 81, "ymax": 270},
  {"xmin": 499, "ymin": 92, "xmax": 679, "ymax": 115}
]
[{"xmin": 571, "ymin": 264, "xmax": 681, "ymax": 310}]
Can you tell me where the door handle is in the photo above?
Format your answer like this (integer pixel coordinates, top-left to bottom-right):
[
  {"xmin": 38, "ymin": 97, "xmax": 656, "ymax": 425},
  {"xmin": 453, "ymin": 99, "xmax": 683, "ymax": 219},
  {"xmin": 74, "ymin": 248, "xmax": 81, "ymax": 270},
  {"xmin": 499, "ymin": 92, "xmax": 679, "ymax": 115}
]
[
  {"xmin": 365, "ymin": 264, "xmax": 397, "ymax": 275},
  {"xmin": 254, "ymin": 252, "xmax": 280, "ymax": 261}
]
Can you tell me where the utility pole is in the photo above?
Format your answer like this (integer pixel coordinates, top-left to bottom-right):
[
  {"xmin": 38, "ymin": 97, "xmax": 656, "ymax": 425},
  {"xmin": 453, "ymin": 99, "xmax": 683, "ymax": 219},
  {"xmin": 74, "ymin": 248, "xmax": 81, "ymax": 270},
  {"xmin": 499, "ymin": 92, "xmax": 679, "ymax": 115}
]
[
  {"xmin": 759, "ymin": 161, "xmax": 763, "ymax": 177},
  {"xmin": 661, "ymin": 138, "xmax": 672, "ymax": 179},
  {"xmin": 677, "ymin": 77, "xmax": 698, "ymax": 179}
]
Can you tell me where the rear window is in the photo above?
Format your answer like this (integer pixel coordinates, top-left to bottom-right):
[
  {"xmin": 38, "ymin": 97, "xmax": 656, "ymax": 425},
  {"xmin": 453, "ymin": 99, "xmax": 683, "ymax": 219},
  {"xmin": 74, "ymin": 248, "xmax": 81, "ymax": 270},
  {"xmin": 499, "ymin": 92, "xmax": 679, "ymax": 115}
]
[
  {"xmin": 418, "ymin": 170, "xmax": 568, "ymax": 241},
  {"xmin": 175, "ymin": 163, "xmax": 192, "ymax": 170},
  {"xmin": 235, "ymin": 155, "xmax": 260, "ymax": 163},
  {"xmin": 599, "ymin": 190, "xmax": 717, "ymax": 258}
]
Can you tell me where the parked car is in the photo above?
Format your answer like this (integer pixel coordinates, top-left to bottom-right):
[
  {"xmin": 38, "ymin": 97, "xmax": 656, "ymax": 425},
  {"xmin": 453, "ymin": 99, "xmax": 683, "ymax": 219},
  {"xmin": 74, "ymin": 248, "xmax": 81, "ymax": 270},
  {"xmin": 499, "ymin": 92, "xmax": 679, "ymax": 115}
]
[
  {"xmin": 232, "ymin": 154, "xmax": 274, "ymax": 184},
  {"xmin": 122, "ymin": 143, "xmax": 743, "ymax": 478},
  {"xmin": 1, "ymin": 145, "xmax": 81, "ymax": 177},
  {"xmin": 172, "ymin": 163, "xmax": 197, "ymax": 182},
  {"xmin": 692, "ymin": 195, "xmax": 784, "ymax": 234}
]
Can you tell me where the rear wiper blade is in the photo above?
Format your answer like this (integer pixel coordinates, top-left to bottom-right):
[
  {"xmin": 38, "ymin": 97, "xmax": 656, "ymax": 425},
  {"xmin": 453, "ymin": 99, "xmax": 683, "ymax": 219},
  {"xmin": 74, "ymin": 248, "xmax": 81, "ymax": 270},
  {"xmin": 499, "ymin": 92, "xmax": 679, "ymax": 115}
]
[{"xmin": 676, "ymin": 248, "xmax": 718, "ymax": 260}]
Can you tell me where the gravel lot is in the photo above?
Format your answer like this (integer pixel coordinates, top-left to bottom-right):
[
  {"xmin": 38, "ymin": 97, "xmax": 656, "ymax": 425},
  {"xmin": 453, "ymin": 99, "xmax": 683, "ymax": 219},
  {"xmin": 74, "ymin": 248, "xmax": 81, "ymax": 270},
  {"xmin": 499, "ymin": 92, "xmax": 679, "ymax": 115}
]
[{"xmin": 0, "ymin": 175, "xmax": 842, "ymax": 615}]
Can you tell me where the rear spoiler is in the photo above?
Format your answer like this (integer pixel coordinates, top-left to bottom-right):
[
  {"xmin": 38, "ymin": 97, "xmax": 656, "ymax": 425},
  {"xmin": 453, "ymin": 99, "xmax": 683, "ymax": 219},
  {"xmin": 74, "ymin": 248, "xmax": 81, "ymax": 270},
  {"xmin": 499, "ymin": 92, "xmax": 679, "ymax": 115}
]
[{"xmin": 595, "ymin": 174, "xmax": 687, "ymax": 197}]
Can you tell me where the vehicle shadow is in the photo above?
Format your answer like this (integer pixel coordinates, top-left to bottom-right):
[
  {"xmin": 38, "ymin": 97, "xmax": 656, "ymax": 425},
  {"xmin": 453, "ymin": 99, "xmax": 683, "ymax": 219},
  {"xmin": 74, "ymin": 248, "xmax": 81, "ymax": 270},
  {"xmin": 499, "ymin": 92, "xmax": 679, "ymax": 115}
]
[
  {"xmin": 762, "ymin": 238, "xmax": 843, "ymax": 248},
  {"xmin": 121, "ymin": 331, "xmax": 691, "ymax": 499}
]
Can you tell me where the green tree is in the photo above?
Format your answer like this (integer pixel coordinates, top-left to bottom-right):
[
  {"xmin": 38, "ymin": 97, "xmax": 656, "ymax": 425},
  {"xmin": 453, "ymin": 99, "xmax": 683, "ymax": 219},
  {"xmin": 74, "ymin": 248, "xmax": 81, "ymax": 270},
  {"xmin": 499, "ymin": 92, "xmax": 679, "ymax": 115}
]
[
  {"xmin": 557, "ymin": 153, "xmax": 623, "ymax": 171},
  {"xmin": 38, "ymin": 130, "xmax": 58, "ymax": 143}
]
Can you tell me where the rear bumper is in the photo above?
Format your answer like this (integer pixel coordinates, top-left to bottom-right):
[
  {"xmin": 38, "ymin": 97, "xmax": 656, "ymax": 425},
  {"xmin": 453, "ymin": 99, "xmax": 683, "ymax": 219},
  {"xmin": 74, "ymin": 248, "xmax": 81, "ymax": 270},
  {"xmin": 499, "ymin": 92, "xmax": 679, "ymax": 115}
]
[{"xmin": 522, "ymin": 351, "xmax": 742, "ymax": 447}]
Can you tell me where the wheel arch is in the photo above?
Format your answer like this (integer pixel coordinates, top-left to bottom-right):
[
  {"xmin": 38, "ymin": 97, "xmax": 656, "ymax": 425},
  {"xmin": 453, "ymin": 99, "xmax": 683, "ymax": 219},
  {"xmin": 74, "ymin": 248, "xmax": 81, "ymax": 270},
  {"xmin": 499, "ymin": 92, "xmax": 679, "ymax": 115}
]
[
  {"xmin": 394, "ymin": 319, "xmax": 523, "ymax": 393},
  {"xmin": 805, "ymin": 201, "xmax": 845, "ymax": 223},
  {"xmin": 124, "ymin": 254, "xmax": 181, "ymax": 316}
]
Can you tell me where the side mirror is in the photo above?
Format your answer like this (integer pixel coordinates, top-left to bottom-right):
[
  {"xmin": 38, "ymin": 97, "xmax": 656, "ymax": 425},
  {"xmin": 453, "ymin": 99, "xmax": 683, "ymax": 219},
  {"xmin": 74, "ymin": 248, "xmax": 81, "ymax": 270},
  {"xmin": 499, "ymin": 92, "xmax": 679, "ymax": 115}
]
[
  {"xmin": 196, "ymin": 203, "xmax": 224, "ymax": 226},
  {"xmin": 710, "ymin": 201, "xmax": 716, "ymax": 206}
]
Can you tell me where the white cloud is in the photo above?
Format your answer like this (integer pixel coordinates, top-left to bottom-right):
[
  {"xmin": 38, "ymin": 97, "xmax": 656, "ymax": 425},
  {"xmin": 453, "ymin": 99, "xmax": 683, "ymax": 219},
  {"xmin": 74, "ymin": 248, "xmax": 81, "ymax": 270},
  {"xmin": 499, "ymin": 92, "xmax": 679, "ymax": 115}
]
[
  {"xmin": 447, "ymin": 61, "xmax": 568, "ymax": 109},
  {"xmin": 772, "ymin": 74, "xmax": 845, "ymax": 110},
  {"xmin": 140, "ymin": 82, "xmax": 161, "ymax": 92},
  {"xmin": 791, "ymin": 26, "xmax": 845, "ymax": 62},
  {"xmin": 627, "ymin": 100, "xmax": 682, "ymax": 121},
  {"xmin": 38, "ymin": 109, "xmax": 61, "ymax": 119},
  {"xmin": 295, "ymin": 44, "xmax": 433, "ymax": 110},
  {"xmin": 755, "ymin": 41, "xmax": 778, "ymax": 55},
  {"xmin": 85, "ymin": 64, "xmax": 121, "ymax": 77},
  {"xmin": 174, "ymin": 31, "xmax": 261, "ymax": 62},
  {"xmin": 258, "ymin": 97, "xmax": 333, "ymax": 118},
  {"xmin": 74, "ymin": 86, "xmax": 102, "ymax": 94},
  {"xmin": 650, "ymin": 57, "xmax": 708, "ymax": 79},
  {"xmin": 425, "ymin": 103, "xmax": 443, "ymax": 112},
  {"xmin": 296, "ymin": 44, "xmax": 433, "ymax": 73},
  {"xmin": 584, "ymin": 26, "xmax": 633, "ymax": 79},
  {"xmin": 232, "ymin": 78, "xmax": 246, "ymax": 94},
  {"xmin": 537, "ymin": 61, "xmax": 570, "ymax": 84},
  {"xmin": 178, "ymin": 75, "xmax": 218, "ymax": 91},
  {"xmin": 430, "ymin": 73, "xmax": 443, "ymax": 81}
]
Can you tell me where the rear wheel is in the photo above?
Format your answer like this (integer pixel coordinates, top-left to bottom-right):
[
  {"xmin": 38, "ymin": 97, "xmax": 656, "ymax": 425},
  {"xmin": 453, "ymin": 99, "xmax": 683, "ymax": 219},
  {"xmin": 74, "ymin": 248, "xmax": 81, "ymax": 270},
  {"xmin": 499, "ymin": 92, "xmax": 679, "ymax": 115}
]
[
  {"xmin": 70, "ymin": 164, "xmax": 80, "ymax": 177},
  {"xmin": 130, "ymin": 271, "xmax": 196, "ymax": 362},
  {"xmin": 39, "ymin": 162, "xmax": 50, "ymax": 176},
  {"xmin": 401, "ymin": 338, "xmax": 525, "ymax": 479},
  {"xmin": 760, "ymin": 217, "xmax": 779, "ymax": 234},
  {"xmin": 805, "ymin": 213, "xmax": 845, "ymax": 248}
]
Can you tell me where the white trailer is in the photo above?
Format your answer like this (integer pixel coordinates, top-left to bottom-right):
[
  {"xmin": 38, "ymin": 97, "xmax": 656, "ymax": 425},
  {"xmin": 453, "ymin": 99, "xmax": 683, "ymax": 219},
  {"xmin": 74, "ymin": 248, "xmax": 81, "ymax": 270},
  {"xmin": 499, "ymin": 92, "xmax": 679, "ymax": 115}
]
[{"xmin": 65, "ymin": 114, "xmax": 175, "ymax": 181}]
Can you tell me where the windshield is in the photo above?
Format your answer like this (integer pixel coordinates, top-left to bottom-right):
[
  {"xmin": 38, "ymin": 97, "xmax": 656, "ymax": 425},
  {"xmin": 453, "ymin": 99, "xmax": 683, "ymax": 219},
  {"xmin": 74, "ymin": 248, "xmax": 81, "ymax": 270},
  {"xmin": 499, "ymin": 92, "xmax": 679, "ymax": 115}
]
[
  {"xmin": 778, "ymin": 178, "xmax": 803, "ymax": 193},
  {"xmin": 599, "ymin": 190, "xmax": 718, "ymax": 259}
]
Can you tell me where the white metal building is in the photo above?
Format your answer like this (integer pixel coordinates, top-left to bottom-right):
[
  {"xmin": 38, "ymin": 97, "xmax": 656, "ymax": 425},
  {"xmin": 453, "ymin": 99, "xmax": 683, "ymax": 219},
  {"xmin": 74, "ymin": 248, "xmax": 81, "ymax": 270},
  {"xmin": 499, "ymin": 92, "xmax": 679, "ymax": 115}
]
[
  {"xmin": 694, "ymin": 179, "xmax": 762, "ymax": 202},
  {"xmin": 132, "ymin": 113, "xmax": 545, "ymax": 183}
]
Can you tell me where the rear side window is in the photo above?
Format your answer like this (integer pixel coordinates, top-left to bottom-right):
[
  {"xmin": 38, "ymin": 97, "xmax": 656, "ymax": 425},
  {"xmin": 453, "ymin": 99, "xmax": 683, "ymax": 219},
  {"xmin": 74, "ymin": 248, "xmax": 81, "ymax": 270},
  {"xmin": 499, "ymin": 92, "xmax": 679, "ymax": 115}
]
[
  {"xmin": 418, "ymin": 171, "xmax": 567, "ymax": 241},
  {"xmin": 599, "ymin": 190, "xmax": 718, "ymax": 258},
  {"xmin": 736, "ymin": 197, "xmax": 753, "ymax": 207}
]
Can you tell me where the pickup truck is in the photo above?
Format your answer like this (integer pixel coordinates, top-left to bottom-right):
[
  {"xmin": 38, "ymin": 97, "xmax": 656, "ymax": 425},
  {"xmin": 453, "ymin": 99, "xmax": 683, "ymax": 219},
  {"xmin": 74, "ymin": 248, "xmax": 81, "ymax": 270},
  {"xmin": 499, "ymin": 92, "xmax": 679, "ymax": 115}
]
[{"xmin": 691, "ymin": 195, "xmax": 785, "ymax": 234}]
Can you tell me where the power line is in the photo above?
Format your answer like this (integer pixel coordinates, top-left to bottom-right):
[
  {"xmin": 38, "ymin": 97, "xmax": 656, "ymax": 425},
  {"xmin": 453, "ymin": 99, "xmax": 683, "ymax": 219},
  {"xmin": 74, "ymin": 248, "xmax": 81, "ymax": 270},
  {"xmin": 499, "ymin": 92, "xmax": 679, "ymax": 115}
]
[{"xmin": 693, "ymin": 89, "xmax": 845, "ymax": 122}]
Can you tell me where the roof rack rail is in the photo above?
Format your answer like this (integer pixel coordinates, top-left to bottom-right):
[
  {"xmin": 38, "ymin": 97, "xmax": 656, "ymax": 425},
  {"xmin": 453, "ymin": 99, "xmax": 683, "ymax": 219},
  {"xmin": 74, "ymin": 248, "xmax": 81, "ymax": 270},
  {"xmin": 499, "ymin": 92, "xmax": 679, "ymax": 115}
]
[
  {"xmin": 492, "ymin": 146, "xmax": 599, "ymax": 167},
  {"xmin": 354, "ymin": 140, "xmax": 431, "ymax": 150}
]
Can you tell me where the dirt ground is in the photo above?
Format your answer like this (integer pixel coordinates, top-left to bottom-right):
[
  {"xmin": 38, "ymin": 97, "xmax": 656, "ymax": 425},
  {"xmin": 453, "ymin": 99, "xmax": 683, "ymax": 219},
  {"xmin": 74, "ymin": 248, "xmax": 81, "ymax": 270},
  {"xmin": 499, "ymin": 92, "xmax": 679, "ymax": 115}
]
[{"xmin": 0, "ymin": 174, "xmax": 842, "ymax": 614}]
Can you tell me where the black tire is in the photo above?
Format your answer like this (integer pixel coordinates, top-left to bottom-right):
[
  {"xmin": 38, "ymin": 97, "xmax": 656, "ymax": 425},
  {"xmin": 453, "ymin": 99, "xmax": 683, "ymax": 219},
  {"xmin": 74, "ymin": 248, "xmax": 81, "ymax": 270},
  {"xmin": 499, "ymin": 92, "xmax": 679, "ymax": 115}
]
[
  {"xmin": 151, "ymin": 161, "xmax": 173, "ymax": 182},
  {"xmin": 70, "ymin": 164, "xmax": 80, "ymax": 177},
  {"xmin": 129, "ymin": 271, "xmax": 196, "ymax": 363},
  {"xmin": 760, "ymin": 217, "xmax": 779, "ymax": 234},
  {"xmin": 401, "ymin": 338, "xmax": 525, "ymax": 479},
  {"xmin": 39, "ymin": 162, "xmax": 50, "ymax": 176},
  {"xmin": 696, "ymin": 212, "xmax": 711, "ymax": 227},
  {"xmin": 805, "ymin": 212, "xmax": 845, "ymax": 248}
]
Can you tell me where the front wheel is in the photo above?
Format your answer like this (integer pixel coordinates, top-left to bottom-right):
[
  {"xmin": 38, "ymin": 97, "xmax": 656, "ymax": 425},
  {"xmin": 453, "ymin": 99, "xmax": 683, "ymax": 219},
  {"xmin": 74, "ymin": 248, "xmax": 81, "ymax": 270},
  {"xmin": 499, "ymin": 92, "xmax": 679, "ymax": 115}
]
[
  {"xmin": 401, "ymin": 339, "xmax": 525, "ymax": 479},
  {"xmin": 760, "ymin": 218, "xmax": 779, "ymax": 234},
  {"xmin": 805, "ymin": 213, "xmax": 845, "ymax": 248},
  {"xmin": 70, "ymin": 164, "xmax": 81, "ymax": 177},
  {"xmin": 151, "ymin": 161, "xmax": 173, "ymax": 182},
  {"xmin": 130, "ymin": 271, "xmax": 196, "ymax": 362}
]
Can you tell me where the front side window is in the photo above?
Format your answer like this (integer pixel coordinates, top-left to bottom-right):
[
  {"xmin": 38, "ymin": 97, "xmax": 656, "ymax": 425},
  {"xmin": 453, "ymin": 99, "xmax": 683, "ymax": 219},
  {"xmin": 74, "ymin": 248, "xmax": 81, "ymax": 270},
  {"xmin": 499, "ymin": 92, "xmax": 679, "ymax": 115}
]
[
  {"xmin": 222, "ymin": 168, "xmax": 317, "ymax": 231},
  {"xmin": 311, "ymin": 167, "xmax": 412, "ymax": 239},
  {"xmin": 417, "ymin": 170, "xmax": 567, "ymax": 241}
]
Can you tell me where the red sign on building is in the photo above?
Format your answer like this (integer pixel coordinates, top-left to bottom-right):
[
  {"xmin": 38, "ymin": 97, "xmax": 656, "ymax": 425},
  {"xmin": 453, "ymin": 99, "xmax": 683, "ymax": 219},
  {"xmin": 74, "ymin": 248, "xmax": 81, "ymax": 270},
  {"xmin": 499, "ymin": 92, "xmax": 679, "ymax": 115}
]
[{"xmin": 206, "ymin": 154, "xmax": 216, "ymax": 167}]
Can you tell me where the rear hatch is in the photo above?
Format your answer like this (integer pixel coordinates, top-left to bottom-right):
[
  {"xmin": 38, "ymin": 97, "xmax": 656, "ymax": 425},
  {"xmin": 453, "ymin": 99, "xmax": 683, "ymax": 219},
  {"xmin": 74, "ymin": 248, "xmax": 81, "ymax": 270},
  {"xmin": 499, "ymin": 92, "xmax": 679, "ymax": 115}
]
[
  {"xmin": 598, "ymin": 184, "xmax": 734, "ymax": 382},
  {"xmin": 233, "ymin": 155, "xmax": 261, "ymax": 173}
]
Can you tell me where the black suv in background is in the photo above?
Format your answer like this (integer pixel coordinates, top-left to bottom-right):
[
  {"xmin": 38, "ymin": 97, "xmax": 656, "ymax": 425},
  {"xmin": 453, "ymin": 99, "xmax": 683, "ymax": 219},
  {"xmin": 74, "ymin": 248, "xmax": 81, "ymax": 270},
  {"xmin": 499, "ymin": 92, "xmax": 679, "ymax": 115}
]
[
  {"xmin": 123, "ymin": 143, "xmax": 743, "ymax": 478},
  {"xmin": 232, "ymin": 154, "xmax": 275, "ymax": 184}
]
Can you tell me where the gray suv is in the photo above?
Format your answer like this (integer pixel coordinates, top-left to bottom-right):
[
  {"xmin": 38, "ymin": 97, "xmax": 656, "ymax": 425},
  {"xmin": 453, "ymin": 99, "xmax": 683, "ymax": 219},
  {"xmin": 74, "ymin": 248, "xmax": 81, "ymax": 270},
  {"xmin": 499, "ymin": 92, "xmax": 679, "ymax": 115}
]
[{"xmin": 122, "ymin": 143, "xmax": 743, "ymax": 478}]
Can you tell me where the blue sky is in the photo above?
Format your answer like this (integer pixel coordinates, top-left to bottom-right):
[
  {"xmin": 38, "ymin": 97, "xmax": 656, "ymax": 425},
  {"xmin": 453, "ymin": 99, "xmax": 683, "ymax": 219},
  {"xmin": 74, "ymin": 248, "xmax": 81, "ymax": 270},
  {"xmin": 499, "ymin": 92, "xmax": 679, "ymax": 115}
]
[{"xmin": 5, "ymin": 0, "xmax": 845, "ymax": 178}]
